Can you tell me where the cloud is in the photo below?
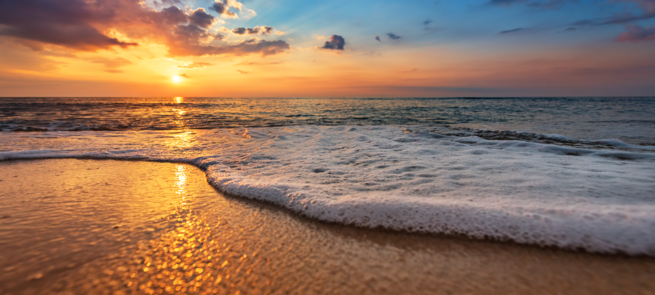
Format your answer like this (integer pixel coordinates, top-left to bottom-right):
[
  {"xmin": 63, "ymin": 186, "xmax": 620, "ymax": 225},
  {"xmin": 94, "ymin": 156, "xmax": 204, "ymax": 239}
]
[
  {"xmin": 572, "ymin": 1, "xmax": 655, "ymax": 27},
  {"xmin": 567, "ymin": 1, "xmax": 655, "ymax": 42},
  {"xmin": 489, "ymin": 0, "xmax": 526, "ymax": 6},
  {"xmin": 629, "ymin": 0, "xmax": 655, "ymax": 14},
  {"xmin": 211, "ymin": 1, "xmax": 238, "ymax": 18},
  {"xmin": 527, "ymin": 0, "xmax": 571, "ymax": 10},
  {"xmin": 363, "ymin": 51, "xmax": 382, "ymax": 57},
  {"xmin": 89, "ymin": 57, "xmax": 133, "ymax": 69},
  {"xmin": 237, "ymin": 61, "xmax": 283, "ymax": 66},
  {"xmin": 0, "ymin": 0, "xmax": 138, "ymax": 51},
  {"xmin": 177, "ymin": 62, "xmax": 213, "ymax": 68},
  {"xmin": 489, "ymin": 0, "xmax": 573, "ymax": 10},
  {"xmin": 105, "ymin": 69, "xmax": 124, "ymax": 74},
  {"xmin": 321, "ymin": 35, "xmax": 345, "ymax": 50},
  {"xmin": 375, "ymin": 35, "xmax": 381, "ymax": 42},
  {"xmin": 0, "ymin": 0, "xmax": 290, "ymax": 57},
  {"xmin": 387, "ymin": 33, "xmax": 401, "ymax": 40},
  {"xmin": 179, "ymin": 73, "xmax": 190, "ymax": 78},
  {"xmin": 557, "ymin": 27, "xmax": 577, "ymax": 33},
  {"xmin": 160, "ymin": 6, "xmax": 189, "ymax": 25},
  {"xmin": 189, "ymin": 8, "xmax": 215, "ymax": 28},
  {"xmin": 615, "ymin": 25, "xmax": 655, "ymax": 42},
  {"xmin": 232, "ymin": 26, "xmax": 274, "ymax": 35},
  {"xmin": 423, "ymin": 20, "xmax": 433, "ymax": 26},
  {"xmin": 169, "ymin": 39, "xmax": 290, "ymax": 57},
  {"xmin": 499, "ymin": 28, "xmax": 523, "ymax": 34},
  {"xmin": 237, "ymin": 70, "xmax": 249, "ymax": 74},
  {"xmin": 152, "ymin": 0, "xmax": 183, "ymax": 8}
]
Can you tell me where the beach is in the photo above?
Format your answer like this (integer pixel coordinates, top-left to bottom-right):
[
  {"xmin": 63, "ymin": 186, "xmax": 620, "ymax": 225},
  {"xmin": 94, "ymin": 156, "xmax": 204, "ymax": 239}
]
[
  {"xmin": 3, "ymin": 0, "xmax": 655, "ymax": 291},
  {"xmin": 2, "ymin": 124, "xmax": 655, "ymax": 255},
  {"xmin": 1, "ymin": 159, "xmax": 654, "ymax": 294},
  {"xmin": 1, "ymin": 97, "xmax": 655, "ymax": 294}
]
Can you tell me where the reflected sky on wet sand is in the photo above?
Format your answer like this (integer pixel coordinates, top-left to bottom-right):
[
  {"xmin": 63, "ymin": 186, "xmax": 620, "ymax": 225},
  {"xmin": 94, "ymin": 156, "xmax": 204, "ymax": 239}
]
[{"xmin": 1, "ymin": 159, "xmax": 654, "ymax": 294}]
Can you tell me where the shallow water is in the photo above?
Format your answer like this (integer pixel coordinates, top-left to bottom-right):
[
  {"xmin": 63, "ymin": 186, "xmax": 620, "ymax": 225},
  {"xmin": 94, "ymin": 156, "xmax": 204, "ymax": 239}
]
[
  {"xmin": 2, "ymin": 97, "xmax": 654, "ymax": 144},
  {"xmin": 2, "ymin": 159, "xmax": 654, "ymax": 295},
  {"xmin": 1, "ymin": 97, "xmax": 655, "ymax": 255},
  {"xmin": 1, "ymin": 125, "xmax": 655, "ymax": 255}
]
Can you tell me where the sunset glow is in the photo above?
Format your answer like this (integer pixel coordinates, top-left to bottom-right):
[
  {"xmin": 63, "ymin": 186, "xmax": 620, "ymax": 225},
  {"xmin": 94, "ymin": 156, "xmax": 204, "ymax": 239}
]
[
  {"xmin": 0, "ymin": 0, "xmax": 654, "ymax": 97},
  {"xmin": 2, "ymin": 2, "xmax": 655, "ymax": 293}
]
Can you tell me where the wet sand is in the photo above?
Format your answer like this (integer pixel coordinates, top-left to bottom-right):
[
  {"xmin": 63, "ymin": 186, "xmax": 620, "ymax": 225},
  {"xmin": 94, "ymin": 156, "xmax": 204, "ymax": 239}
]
[{"xmin": 1, "ymin": 159, "xmax": 654, "ymax": 295}]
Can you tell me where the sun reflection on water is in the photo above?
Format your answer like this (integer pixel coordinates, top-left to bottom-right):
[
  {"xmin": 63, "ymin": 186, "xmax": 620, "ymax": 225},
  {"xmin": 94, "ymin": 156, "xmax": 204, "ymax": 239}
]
[
  {"xmin": 174, "ymin": 97, "xmax": 184, "ymax": 104},
  {"xmin": 165, "ymin": 131, "xmax": 198, "ymax": 151},
  {"xmin": 175, "ymin": 165, "xmax": 188, "ymax": 198}
]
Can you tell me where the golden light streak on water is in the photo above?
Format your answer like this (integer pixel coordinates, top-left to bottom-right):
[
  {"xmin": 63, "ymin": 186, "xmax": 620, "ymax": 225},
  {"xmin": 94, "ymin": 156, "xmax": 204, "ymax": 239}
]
[{"xmin": 2, "ymin": 160, "xmax": 655, "ymax": 294}]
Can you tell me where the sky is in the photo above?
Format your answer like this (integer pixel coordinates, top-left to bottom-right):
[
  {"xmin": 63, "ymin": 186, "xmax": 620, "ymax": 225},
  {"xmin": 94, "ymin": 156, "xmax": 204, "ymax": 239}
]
[{"xmin": 0, "ymin": 0, "xmax": 654, "ymax": 97}]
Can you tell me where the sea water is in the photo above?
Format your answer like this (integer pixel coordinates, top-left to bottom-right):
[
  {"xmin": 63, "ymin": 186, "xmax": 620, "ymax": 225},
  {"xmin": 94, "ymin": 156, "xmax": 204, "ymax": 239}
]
[{"xmin": 1, "ymin": 97, "xmax": 654, "ymax": 255}]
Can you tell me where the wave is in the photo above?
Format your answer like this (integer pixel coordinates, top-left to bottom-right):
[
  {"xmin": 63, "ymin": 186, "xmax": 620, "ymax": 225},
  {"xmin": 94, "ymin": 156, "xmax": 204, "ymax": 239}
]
[
  {"xmin": 1, "ymin": 126, "xmax": 655, "ymax": 256},
  {"xmin": 437, "ymin": 127, "xmax": 655, "ymax": 151}
]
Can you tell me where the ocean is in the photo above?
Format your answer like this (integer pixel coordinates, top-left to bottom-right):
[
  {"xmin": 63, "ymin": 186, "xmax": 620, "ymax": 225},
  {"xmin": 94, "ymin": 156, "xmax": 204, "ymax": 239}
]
[{"xmin": 1, "ymin": 97, "xmax": 654, "ymax": 255}]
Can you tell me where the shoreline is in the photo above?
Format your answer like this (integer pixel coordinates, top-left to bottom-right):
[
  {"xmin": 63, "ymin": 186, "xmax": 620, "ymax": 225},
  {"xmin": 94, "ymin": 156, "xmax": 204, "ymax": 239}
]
[
  {"xmin": 0, "ymin": 157, "xmax": 652, "ymax": 258},
  {"xmin": 1, "ymin": 159, "xmax": 655, "ymax": 294},
  {"xmin": 1, "ymin": 132, "xmax": 655, "ymax": 256}
]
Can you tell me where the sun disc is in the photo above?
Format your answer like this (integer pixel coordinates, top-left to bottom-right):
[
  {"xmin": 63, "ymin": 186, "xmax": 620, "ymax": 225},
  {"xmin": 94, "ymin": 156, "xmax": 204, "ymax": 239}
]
[{"xmin": 172, "ymin": 75, "xmax": 181, "ymax": 83}]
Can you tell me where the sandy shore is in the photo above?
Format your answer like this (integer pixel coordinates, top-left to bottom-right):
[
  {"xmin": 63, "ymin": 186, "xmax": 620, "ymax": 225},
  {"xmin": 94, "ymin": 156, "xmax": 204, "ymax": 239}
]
[{"xmin": 1, "ymin": 159, "xmax": 654, "ymax": 295}]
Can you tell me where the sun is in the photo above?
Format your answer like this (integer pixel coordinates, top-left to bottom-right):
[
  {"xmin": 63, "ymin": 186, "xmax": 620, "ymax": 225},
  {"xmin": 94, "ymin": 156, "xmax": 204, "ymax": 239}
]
[{"xmin": 172, "ymin": 75, "xmax": 182, "ymax": 83}]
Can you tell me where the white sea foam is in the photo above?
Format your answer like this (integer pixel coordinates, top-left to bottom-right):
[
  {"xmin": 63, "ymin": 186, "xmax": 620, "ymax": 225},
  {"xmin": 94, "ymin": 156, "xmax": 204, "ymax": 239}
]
[{"xmin": 1, "ymin": 126, "xmax": 654, "ymax": 255}]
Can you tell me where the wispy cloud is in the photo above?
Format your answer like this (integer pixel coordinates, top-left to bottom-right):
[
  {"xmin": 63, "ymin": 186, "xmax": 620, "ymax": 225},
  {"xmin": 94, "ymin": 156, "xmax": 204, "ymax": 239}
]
[
  {"xmin": 387, "ymin": 33, "xmax": 401, "ymax": 40},
  {"xmin": 177, "ymin": 62, "xmax": 214, "ymax": 69},
  {"xmin": 489, "ymin": 0, "xmax": 573, "ymax": 10},
  {"xmin": 499, "ymin": 28, "xmax": 523, "ymax": 34},
  {"xmin": 615, "ymin": 25, "xmax": 655, "ymax": 42}
]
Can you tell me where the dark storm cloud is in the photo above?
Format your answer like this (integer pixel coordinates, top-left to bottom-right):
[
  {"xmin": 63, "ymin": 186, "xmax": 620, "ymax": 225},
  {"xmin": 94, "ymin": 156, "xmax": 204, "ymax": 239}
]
[
  {"xmin": 499, "ymin": 28, "xmax": 523, "ymax": 34},
  {"xmin": 387, "ymin": 33, "xmax": 401, "ymax": 40},
  {"xmin": 321, "ymin": 35, "xmax": 345, "ymax": 50},
  {"xmin": 232, "ymin": 26, "xmax": 274, "ymax": 35},
  {"xmin": 0, "ymin": 0, "xmax": 290, "ymax": 57}
]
